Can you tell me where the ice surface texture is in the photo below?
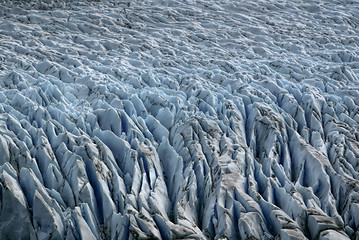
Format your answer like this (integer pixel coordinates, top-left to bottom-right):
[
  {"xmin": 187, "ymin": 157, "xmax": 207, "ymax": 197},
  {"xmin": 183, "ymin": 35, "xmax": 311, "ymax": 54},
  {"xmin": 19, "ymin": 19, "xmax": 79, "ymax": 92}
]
[{"xmin": 0, "ymin": 0, "xmax": 359, "ymax": 239}]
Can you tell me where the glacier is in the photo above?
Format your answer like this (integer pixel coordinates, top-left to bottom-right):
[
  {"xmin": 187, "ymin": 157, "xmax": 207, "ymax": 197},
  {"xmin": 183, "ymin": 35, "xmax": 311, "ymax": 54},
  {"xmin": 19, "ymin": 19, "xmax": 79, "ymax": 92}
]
[{"xmin": 0, "ymin": 0, "xmax": 359, "ymax": 239}]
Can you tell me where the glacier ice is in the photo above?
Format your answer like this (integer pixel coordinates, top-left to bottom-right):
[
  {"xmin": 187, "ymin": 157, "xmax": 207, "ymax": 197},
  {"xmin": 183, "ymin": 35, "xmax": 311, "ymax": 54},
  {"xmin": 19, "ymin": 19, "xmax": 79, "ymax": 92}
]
[{"xmin": 0, "ymin": 0, "xmax": 359, "ymax": 239}]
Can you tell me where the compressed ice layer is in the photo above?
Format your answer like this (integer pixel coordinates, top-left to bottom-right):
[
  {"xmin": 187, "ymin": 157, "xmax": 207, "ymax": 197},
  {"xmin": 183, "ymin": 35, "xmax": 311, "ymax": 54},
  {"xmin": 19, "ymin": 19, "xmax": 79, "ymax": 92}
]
[{"xmin": 0, "ymin": 0, "xmax": 359, "ymax": 239}]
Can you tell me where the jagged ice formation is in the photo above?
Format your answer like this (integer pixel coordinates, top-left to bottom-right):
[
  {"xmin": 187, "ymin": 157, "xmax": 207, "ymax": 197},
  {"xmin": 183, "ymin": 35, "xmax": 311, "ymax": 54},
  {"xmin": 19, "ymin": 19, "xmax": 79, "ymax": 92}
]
[{"xmin": 0, "ymin": 0, "xmax": 359, "ymax": 239}]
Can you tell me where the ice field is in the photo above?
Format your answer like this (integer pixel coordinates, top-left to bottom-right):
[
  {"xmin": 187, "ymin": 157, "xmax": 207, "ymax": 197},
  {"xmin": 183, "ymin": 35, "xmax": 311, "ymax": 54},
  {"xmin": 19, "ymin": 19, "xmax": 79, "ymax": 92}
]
[{"xmin": 0, "ymin": 0, "xmax": 359, "ymax": 239}]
